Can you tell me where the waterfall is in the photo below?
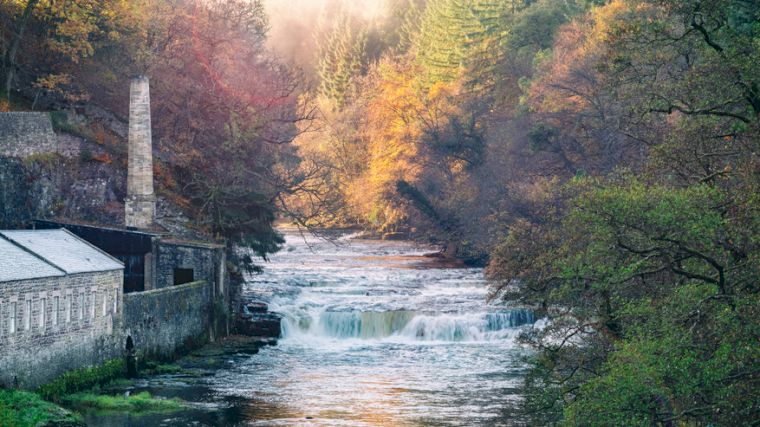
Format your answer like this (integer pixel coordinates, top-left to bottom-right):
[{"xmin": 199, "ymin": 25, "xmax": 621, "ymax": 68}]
[
  {"xmin": 280, "ymin": 308, "xmax": 535, "ymax": 342},
  {"xmin": 400, "ymin": 311, "xmax": 535, "ymax": 341},
  {"xmin": 318, "ymin": 310, "xmax": 416, "ymax": 338},
  {"xmin": 235, "ymin": 231, "xmax": 538, "ymax": 426}
]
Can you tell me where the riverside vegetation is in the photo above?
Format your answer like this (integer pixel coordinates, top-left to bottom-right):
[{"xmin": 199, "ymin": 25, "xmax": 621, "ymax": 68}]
[
  {"xmin": 290, "ymin": 1, "xmax": 760, "ymax": 423},
  {"xmin": 0, "ymin": 359, "xmax": 186, "ymax": 426},
  {"xmin": 1, "ymin": 0, "xmax": 759, "ymax": 425}
]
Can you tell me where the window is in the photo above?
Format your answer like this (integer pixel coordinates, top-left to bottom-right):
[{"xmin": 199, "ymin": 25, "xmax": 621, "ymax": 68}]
[
  {"xmin": 173, "ymin": 268, "xmax": 194, "ymax": 286},
  {"xmin": 90, "ymin": 293, "xmax": 95, "ymax": 319},
  {"xmin": 53, "ymin": 296, "xmax": 59, "ymax": 326},
  {"xmin": 102, "ymin": 291, "xmax": 107, "ymax": 316},
  {"xmin": 65, "ymin": 295, "xmax": 71, "ymax": 323},
  {"xmin": 78, "ymin": 292, "xmax": 84, "ymax": 320},
  {"xmin": 24, "ymin": 299, "xmax": 31, "ymax": 330},
  {"xmin": 39, "ymin": 298, "xmax": 46, "ymax": 330},
  {"xmin": 9, "ymin": 302, "xmax": 16, "ymax": 334},
  {"xmin": 113, "ymin": 289, "xmax": 118, "ymax": 313}
]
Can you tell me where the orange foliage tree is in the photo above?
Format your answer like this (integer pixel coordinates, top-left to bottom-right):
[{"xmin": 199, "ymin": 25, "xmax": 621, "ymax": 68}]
[{"xmin": 345, "ymin": 56, "xmax": 480, "ymax": 233}]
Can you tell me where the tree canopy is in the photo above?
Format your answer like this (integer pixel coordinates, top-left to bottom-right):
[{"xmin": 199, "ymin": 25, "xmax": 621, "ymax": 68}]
[{"xmin": 286, "ymin": 0, "xmax": 760, "ymax": 423}]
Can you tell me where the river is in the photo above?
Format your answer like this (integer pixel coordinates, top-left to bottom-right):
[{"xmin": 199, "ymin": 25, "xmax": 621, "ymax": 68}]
[{"xmin": 86, "ymin": 231, "xmax": 536, "ymax": 426}]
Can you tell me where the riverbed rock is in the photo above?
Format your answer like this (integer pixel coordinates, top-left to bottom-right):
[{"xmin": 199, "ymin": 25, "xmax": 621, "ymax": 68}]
[
  {"xmin": 244, "ymin": 301, "xmax": 269, "ymax": 313},
  {"xmin": 236, "ymin": 312, "xmax": 282, "ymax": 338},
  {"xmin": 235, "ymin": 299, "xmax": 282, "ymax": 338}
]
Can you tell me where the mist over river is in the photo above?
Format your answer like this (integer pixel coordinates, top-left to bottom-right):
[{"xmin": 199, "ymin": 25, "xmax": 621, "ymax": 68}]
[{"xmin": 86, "ymin": 231, "xmax": 537, "ymax": 426}]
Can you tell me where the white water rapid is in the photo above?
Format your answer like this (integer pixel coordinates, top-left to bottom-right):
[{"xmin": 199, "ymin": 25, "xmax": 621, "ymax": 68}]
[{"xmin": 209, "ymin": 231, "xmax": 537, "ymax": 426}]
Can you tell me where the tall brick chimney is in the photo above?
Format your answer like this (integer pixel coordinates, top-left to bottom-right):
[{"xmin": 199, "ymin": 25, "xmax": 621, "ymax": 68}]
[{"xmin": 124, "ymin": 76, "xmax": 155, "ymax": 229}]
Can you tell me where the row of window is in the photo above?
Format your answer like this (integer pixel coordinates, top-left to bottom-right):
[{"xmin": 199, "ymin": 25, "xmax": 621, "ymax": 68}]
[{"xmin": 0, "ymin": 288, "xmax": 119, "ymax": 336}]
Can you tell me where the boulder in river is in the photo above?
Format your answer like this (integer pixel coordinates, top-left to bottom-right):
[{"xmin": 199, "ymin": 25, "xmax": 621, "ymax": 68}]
[{"xmin": 236, "ymin": 300, "xmax": 282, "ymax": 338}]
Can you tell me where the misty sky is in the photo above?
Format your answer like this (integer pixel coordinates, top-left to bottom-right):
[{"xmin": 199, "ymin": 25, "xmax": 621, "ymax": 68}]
[{"xmin": 264, "ymin": 0, "xmax": 387, "ymax": 66}]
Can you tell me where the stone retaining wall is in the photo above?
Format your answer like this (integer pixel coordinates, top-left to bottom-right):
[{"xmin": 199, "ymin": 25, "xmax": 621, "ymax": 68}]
[
  {"xmin": 122, "ymin": 280, "xmax": 212, "ymax": 360},
  {"xmin": 0, "ymin": 112, "xmax": 60, "ymax": 157},
  {"xmin": 0, "ymin": 277, "xmax": 217, "ymax": 388}
]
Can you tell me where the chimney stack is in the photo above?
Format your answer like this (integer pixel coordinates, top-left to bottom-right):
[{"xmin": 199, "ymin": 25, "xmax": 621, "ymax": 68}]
[{"xmin": 125, "ymin": 76, "xmax": 155, "ymax": 229}]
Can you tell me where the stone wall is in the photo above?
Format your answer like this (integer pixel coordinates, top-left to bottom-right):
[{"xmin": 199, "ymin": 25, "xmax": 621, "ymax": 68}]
[
  {"xmin": 0, "ymin": 112, "xmax": 126, "ymax": 227},
  {"xmin": 122, "ymin": 280, "xmax": 212, "ymax": 360},
  {"xmin": 0, "ymin": 112, "xmax": 120, "ymax": 161},
  {"xmin": 155, "ymin": 242, "xmax": 224, "ymax": 291},
  {"xmin": 0, "ymin": 270, "xmax": 124, "ymax": 388},
  {"xmin": 0, "ymin": 112, "xmax": 59, "ymax": 158},
  {"xmin": 0, "ymin": 272, "xmax": 218, "ymax": 387}
]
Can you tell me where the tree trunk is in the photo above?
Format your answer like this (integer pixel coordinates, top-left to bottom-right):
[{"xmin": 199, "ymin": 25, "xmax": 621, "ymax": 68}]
[{"xmin": 4, "ymin": 0, "xmax": 39, "ymax": 102}]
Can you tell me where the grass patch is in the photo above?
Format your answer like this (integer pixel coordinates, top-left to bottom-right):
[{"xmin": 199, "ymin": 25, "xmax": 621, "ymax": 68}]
[
  {"xmin": 140, "ymin": 361, "xmax": 185, "ymax": 376},
  {"xmin": 152, "ymin": 364, "xmax": 183, "ymax": 374},
  {"xmin": 63, "ymin": 391, "xmax": 184, "ymax": 414},
  {"xmin": 105, "ymin": 378, "xmax": 136, "ymax": 387},
  {"xmin": 38, "ymin": 359, "xmax": 126, "ymax": 403},
  {"xmin": 0, "ymin": 389, "xmax": 82, "ymax": 426},
  {"xmin": 4, "ymin": 360, "xmax": 193, "ymax": 424},
  {"xmin": 138, "ymin": 361, "xmax": 209, "ymax": 379}
]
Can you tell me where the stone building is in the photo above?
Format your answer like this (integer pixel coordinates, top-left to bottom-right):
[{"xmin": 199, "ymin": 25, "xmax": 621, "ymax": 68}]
[
  {"xmin": 0, "ymin": 226, "xmax": 227, "ymax": 389},
  {"xmin": 32, "ymin": 220, "xmax": 227, "ymax": 300},
  {"xmin": 30, "ymin": 75, "xmax": 228, "ymax": 303},
  {"xmin": 0, "ymin": 77, "xmax": 233, "ymax": 389},
  {"xmin": 0, "ymin": 229, "xmax": 124, "ymax": 388}
]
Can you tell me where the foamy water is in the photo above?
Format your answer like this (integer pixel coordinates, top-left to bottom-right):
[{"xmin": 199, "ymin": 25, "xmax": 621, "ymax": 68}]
[{"xmin": 206, "ymin": 231, "xmax": 535, "ymax": 426}]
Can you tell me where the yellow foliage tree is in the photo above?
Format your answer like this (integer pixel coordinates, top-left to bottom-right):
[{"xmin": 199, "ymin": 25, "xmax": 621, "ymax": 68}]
[
  {"xmin": 2, "ymin": 0, "xmax": 136, "ymax": 101},
  {"xmin": 347, "ymin": 56, "xmax": 470, "ymax": 231}
]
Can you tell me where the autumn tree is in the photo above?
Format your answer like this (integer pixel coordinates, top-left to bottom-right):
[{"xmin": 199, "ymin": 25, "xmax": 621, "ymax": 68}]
[
  {"xmin": 0, "ymin": 0, "xmax": 134, "ymax": 103},
  {"xmin": 487, "ymin": 1, "xmax": 760, "ymax": 423}
]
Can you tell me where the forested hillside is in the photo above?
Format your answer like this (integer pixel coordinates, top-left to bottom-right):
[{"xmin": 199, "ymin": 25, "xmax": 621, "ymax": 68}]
[
  {"xmin": 2, "ymin": 0, "xmax": 758, "ymax": 423},
  {"xmin": 287, "ymin": 0, "xmax": 760, "ymax": 423},
  {"xmin": 1, "ymin": 0, "xmax": 314, "ymax": 271}
]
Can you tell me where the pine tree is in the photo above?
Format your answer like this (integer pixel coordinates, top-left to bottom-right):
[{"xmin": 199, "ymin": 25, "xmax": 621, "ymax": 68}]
[
  {"xmin": 315, "ymin": 12, "xmax": 367, "ymax": 109},
  {"xmin": 415, "ymin": 0, "xmax": 525, "ymax": 88}
]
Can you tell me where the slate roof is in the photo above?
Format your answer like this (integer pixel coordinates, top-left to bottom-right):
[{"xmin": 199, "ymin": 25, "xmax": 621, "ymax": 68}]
[
  {"xmin": 0, "ymin": 229, "xmax": 123, "ymax": 282},
  {"xmin": 0, "ymin": 237, "xmax": 64, "ymax": 281}
]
